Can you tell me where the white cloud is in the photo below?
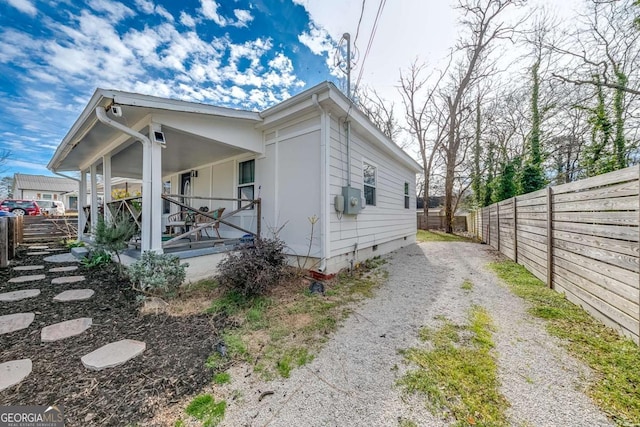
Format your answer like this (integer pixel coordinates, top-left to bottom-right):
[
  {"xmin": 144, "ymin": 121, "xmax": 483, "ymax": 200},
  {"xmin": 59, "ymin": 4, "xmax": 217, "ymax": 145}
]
[
  {"xmin": 87, "ymin": 0, "xmax": 135, "ymax": 21},
  {"xmin": 179, "ymin": 12, "xmax": 196, "ymax": 27},
  {"xmin": 232, "ymin": 9, "xmax": 254, "ymax": 28},
  {"xmin": 6, "ymin": 0, "xmax": 37, "ymax": 16},
  {"xmin": 199, "ymin": 0, "xmax": 227, "ymax": 26},
  {"xmin": 133, "ymin": 0, "xmax": 174, "ymax": 22},
  {"xmin": 298, "ymin": 24, "xmax": 333, "ymax": 56}
]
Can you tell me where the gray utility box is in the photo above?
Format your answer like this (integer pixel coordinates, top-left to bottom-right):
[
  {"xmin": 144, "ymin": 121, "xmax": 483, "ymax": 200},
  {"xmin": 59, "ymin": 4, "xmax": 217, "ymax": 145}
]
[{"xmin": 342, "ymin": 186, "xmax": 363, "ymax": 215}]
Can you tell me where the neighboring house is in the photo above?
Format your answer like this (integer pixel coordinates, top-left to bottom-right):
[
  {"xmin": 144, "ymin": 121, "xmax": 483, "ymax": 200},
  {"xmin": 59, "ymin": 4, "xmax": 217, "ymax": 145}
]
[
  {"xmin": 47, "ymin": 81, "xmax": 421, "ymax": 275},
  {"xmin": 11, "ymin": 173, "xmax": 78, "ymax": 210}
]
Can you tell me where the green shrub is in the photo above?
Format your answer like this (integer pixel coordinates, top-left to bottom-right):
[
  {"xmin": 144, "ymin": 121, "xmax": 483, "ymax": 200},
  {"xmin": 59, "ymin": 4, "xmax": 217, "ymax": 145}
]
[
  {"xmin": 127, "ymin": 251, "xmax": 188, "ymax": 295},
  {"xmin": 81, "ymin": 249, "xmax": 112, "ymax": 268},
  {"xmin": 216, "ymin": 237, "xmax": 287, "ymax": 297},
  {"xmin": 94, "ymin": 214, "xmax": 136, "ymax": 274}
]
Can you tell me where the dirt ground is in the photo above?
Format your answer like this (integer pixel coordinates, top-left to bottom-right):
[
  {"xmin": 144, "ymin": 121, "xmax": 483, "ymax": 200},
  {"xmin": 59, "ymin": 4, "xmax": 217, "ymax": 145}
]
[{"xmin": 0, "ymin": 246, "xmax": 225, "ymax": 426}]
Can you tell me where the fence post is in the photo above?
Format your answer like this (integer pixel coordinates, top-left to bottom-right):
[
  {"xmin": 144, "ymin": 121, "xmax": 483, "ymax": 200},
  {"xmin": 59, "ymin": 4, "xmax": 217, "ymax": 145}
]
[
  {"xmin": 0, "ymin": 218, "xmax": 7, "ymax": 268},
  {"xmin": 637, "ymin": 164, "xmax": 640, "ymax": 341},
  {"xmin": 546, "ymin": 186, "xmax": 554, "ymax": 290},
  {"xmin": 496, "ymin": 203, "xmax": 501, "ymax": 252},
  {"xmin": 256, "ymin": 198, "xmax": 261, "ymax": 239},
  {"xmin": 513, "ymin": 197, "xmax": 518, "ymax": 263},
  {"xmin": 7, "ymin": 217, "xmax": 15, "ymax": 260}
]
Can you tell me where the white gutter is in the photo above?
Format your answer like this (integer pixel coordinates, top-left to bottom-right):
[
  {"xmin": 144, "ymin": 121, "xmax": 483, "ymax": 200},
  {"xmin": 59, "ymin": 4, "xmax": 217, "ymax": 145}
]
[
  {"xmin": 312, "ymin": 93, "xmax": 330, "ymax": 273},
  {"xmin": 95, "ymin": 106, "xmax": 152, "ymax": 252},
  {"xmin": 53, "ymin": 172, "xmax": 80, "ymax": 182}
]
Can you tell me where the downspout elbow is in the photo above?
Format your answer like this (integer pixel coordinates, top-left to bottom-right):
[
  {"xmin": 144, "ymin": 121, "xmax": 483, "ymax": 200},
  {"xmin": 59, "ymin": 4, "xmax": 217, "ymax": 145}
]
[{"xmin": 95, "ymin": 106, "xmax": 150, "ymax": 146}]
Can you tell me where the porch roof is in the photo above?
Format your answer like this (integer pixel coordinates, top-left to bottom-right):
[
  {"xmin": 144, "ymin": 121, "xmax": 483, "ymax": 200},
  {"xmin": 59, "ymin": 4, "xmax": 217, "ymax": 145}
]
[{"xmin": 48, "ymin": 89, "xmax": 263, "ymax": 177}]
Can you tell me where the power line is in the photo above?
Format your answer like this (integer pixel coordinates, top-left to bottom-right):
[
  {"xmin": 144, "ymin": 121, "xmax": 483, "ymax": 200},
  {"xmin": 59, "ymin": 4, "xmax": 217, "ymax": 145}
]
[
  {"xmin": 353, "ymin": 0, "xmax": 366, "ymax": 49},
  {"xmin": 354, "ymin": 0, "xmax": 387, "ymax": 94}
]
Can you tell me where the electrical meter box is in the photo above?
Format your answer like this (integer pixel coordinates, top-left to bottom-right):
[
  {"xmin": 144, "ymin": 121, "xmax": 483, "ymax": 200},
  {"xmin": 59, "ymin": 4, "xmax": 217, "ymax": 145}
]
[{"xmin": 342, "ymin": 186, "xmax": 362, "ymax": 215}]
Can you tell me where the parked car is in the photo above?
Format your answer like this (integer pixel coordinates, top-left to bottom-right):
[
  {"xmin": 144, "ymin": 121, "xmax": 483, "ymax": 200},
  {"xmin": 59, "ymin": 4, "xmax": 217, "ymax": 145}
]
[
  {"xmin": 37, "ymin": 200, "xmax": 66, "ymax": 216},
  {"xmin": 0, "ymin": 199, "xmax": 41, "ymax": 216}
]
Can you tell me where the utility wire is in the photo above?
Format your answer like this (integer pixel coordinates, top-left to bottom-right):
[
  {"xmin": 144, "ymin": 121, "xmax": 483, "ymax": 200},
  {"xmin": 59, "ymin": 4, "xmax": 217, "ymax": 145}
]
[
  {"xmin": 353, "ymin": 0, "xmax": 366, "ymax": 49},
  {"xmin": 353, "ymin": 0, "xmax": 387, "ymax": 95}
]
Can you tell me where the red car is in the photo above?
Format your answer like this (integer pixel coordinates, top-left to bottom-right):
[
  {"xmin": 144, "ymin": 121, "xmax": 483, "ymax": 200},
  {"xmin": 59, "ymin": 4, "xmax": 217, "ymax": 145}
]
[{"xmin": 0, "ymin": 199, "xmax": 41, "ymax": 216}]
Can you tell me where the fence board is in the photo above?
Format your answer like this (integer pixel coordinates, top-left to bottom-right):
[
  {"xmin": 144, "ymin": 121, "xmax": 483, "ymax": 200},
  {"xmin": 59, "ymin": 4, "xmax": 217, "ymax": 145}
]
[
  {"xmin": 554, "ymin": 221, "xmax": 638, "ymax": 242},
  {"xmin": 554, "ymin": 248, "xmax": 637, "ymax": 287},
  {"xmin": 553, "ymin": 229, "xmax": 638, "ymax": 258},
  {"xmin": 553, "ymin": 180, "xmax": 639, "ymax": 203},
  {"xmin": 553, "ymin": 196, "xmax": 638, "ymax": 213},
  {"xmin": 554, "ymin": 238, "xmax": 638, "ymax": 273},
  {"xmin": 552, "ymin": 211, "xmax": 638, "ymax": 226},
  {"xmin": 553, "ymin": 167, "xmax": 638, "ymax": 195}
]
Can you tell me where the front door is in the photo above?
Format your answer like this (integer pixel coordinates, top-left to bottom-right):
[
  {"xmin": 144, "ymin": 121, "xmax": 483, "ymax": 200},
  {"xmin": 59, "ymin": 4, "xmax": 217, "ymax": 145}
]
[{"xmin": 180, "ymin": 172, "xmax": 191, "ymax": 205}]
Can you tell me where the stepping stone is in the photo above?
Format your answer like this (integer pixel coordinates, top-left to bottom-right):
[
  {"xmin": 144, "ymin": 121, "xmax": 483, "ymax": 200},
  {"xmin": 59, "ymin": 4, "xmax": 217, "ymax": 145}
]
[
  {"xmin": 49, "ymin": 266, "xmax": 78, "ymax": 273},
  {"xmin": 28, "ymin": 245, "xmax": 49, "ymax": 250},
  {"xmin": 41, "ymin": 318, "xmax": 92, "ymax": 342},
  {"xmin": 53, "ymin": 289, "xmax": 94, "ymax": 302},
  {"xmin": 51, "ymin": 275, "xmax": 85, "ymax": 285},
  {"xmin": 13, "ymin": 265, "xmax": 45, "ymax": 271},
  {"xmin": 8, "ymin": 274, "xmax": 46, "ymax": 284},
  {"xmin": 44, "ymin": 253, "xmax": 78, "ymax": 263},
  {"xmin": 0, "ymin": 313, "xmax": 35, "ymax": 334},
  {"xmin": 0, "ymin": 359, "xmax": 32, "ymax": 392},
  {"xmin": 81, "ymin": 339, "xmax": 146, "ymax": 371},
  {"xmin": 0, "ymin": 289, "xmax": 40, "ymax": 302},
  {"xmin": 26, "ymin": 251, "xmax": 51, "ymax": 255}
]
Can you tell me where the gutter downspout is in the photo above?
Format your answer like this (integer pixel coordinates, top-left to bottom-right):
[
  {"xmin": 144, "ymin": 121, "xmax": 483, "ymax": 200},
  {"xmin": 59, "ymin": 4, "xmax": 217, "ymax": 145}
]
[
  {"xmin": 312, "ymin": 94, "xmax": 330, "ymax": 273},
  {"xmin": 95, "ymin": 106, "xmax": 153, "ymax": 252}
]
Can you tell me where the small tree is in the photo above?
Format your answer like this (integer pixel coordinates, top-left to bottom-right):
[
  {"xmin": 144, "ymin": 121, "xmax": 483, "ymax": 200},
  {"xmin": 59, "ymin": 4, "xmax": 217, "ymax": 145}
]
[{"xmin": 94, "ymin": 214, "xmax": 136, "ymax": 275}]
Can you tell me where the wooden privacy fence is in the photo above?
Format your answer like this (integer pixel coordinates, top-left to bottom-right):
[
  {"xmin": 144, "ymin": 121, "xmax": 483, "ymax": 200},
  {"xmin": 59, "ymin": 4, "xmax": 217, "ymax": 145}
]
[
  {"xmin": 468, "ymin": 165, "xmax": 640, "ymax": 344},
  {"xmin": 417, "ymin": 212, "xmax": 467, "ymax": 231},
  {"xmin": 0, "ymin": 215, "xmax": 23, "ymax": 267}
]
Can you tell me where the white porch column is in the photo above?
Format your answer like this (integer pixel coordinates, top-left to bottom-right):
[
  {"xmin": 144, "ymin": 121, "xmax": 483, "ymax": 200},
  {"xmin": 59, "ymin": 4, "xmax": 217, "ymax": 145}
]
[
  {"xmin": 141, "ymin": 141, "xmax": 152, "ymax": 253},
  {"xmin": 78, "ymin": 170, "xmax": 87, "ymax": 240},
  {"xmin": 150, "ymin": 123, "xmax": 163, "ymax": 252},
  {"xmin": 90, "ymin": 163, "xmax": 99, "ymax": 231},
  {"xmin": 103, "ymin": 154, "xmax": 112, "ymax": 222}
]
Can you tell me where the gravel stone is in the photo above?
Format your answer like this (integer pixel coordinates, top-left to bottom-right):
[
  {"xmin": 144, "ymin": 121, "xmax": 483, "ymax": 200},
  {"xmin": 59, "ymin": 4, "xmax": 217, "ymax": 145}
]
[{"xmin": 219, "ymin": 243, "xmax": 613, "ymax": 427}]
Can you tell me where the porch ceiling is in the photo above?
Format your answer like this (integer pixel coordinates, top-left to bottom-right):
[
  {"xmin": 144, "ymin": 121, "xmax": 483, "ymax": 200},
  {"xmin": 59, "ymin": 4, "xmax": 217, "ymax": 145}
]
[
  {"xmin": 98, "ymin": 126, "xmax": 248, "ymax": 179},
  {"xmin": 53, "ymin": 102, "xmax": 258, "ymax": 178}
]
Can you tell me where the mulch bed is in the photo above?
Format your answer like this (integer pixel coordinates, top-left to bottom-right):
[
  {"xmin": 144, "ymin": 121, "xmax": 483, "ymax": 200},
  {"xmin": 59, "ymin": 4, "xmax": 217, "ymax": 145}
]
[{"xmin": 0, "ymin": 246, "xmax": 225, "ymax": 426}]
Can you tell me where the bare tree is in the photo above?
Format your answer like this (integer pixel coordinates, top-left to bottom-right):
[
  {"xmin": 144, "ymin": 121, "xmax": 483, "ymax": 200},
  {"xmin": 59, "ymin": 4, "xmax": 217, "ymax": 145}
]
[
  {"xmin": 442, "ymin": 0, "xmax": 523, "ymax": 233},
  {"xmin": 399, "ymin": 60, "xmax": 449, "ymax": 217},
  {"xmin": 354, "ymin": 86, "xmax": 401, "ymax": 143}
]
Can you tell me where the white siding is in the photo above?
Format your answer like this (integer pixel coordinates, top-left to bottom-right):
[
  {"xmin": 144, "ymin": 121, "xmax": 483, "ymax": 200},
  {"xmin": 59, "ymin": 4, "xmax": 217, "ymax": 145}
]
[
  {"xmin": 328, "ymin": 116, "xmax": 416, "ymax": 257},
  {"xmin": 261, "ymin": 115, "xmax": 322, "ymax": 257}
]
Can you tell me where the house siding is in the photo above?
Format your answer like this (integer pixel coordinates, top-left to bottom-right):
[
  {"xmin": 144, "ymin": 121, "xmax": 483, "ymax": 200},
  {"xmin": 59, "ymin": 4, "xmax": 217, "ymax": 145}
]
[
  {"xmin": 328, "ymin": 116, "xmax": 416, "ymax": 259},
  {"xmin": 261, "ymin": 114, "xmax": 323, "ymax": 258}
]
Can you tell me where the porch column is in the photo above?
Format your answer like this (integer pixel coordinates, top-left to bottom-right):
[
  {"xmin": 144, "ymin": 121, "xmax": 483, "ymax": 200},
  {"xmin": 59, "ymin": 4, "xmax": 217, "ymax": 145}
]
[
  {"xmin": 103, "ymin": 154, "xmax": 112, "ymax": 222},
  {"xmin": 150, "ymin": 123, "xmax": 163, "ymax": 252},
  {"xmin": 90, "ymin": 163, "xmax": 99, "ymax": 232},
  {"xmin": 78, "ymin": 170, "xmax": 87, "ymax": 240},
  {"xmin": 141, "ymin": 141, "xmax": 152, "ymax": 253}
]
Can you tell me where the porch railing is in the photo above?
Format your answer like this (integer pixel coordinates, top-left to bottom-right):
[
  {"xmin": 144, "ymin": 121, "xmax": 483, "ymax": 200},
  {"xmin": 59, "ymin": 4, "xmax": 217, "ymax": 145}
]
[
  {"xmin": 84, "ymin": 195, "xmax": 261, "ymax": 249},
  {"xmin": 161, "ymin": 194, "xmax": 261, "ymax": 248}
]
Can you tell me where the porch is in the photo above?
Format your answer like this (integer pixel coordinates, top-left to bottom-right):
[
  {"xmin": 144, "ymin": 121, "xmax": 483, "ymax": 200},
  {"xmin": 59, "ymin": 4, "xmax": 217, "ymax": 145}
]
[{"xmin": 81, "ymin": 193, "xmax": 261, "ymax": 256}]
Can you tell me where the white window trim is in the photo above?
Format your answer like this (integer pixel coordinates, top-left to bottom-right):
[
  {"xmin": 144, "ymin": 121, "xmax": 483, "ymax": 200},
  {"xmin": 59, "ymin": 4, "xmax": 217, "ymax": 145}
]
[
  {"xmin": 404, "ymin": 182, "xmax": 410, "ymax": 209},
  {"xmin": 362, "ymin": 159, "xmax": 377, "ymax": 207},
  {"xmin": 236, "ymin": 157, "xmax": 256, "ymax": 213}
]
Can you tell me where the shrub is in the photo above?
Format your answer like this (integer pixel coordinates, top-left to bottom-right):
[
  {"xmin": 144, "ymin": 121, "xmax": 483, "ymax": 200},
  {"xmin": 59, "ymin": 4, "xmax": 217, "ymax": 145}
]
[
  {"xmin": 81, "ymin": 249, "xmax": 112, "ymax": 268},
  {"xmin": 128, "ymin": 251, "xmax": 188, "ymax": 295},
  {"xmin": 94, "ymin": 214, "xmax": 136, "ymax": 275},
  {"xmin": 216, "ymin": 237, "xmax": 287, "ymax": 297}
]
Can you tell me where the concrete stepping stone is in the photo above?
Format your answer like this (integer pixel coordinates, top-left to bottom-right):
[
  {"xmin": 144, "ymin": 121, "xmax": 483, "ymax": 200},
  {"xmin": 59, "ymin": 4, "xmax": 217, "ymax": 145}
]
[
  {"xmin": 51, "ymin": 275, "xmax": 85, "ymax": 285},
  {"xmin": 28, "ymin": 245, "xmax": 49, "ymax": 250},
  {"xmin": 26, "ymin": 251, "xmax": 51, "ymax": 255},
  {"xmin": 41, "ymin": 318, "xmax": 92, "ymax": 342},
  {"xmin": 13, "ymin": 265, "xmax": 45, "ymax": 271},
  {"xmin": 81, "ymin": 339, "xmax": 146, "ymax": 371},
  {"xmin": 0, "ymin": 313, "xmax": 35, "ymax": 334},
  {"xmin": 44, "ymin": 253, "xmax": 78, "ymax": 263},
  {"xmin": 49, "ymin": 266, "xmax": 78, "ymax": 273},
  {"xmin": 8, "ymin": 274, "xmax": 46, "ymax": 284},
  {"xmin": 0, "ymin": 359, "xmax": 32, "ymax": 392},
  {"xmin": 0, "ymin": 289, "xmax": 40, "ymax": 302},
  {"xmin": 53, "ymin": 289, "xmax": 94, "ymax": 302}
]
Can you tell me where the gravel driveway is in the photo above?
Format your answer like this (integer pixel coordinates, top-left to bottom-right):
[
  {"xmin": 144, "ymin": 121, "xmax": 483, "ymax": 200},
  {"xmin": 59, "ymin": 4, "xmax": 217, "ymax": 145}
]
[{"xmin": 220, "ymin": 242, "xmax": 612, "ymax": 427}]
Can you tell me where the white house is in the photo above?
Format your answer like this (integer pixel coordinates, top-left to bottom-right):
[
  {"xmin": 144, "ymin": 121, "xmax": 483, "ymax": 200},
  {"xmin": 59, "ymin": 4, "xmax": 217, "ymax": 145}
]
[
  {"xmin": 47, "ymin": 82, "xmax": 420, "ymax": 275},
  {"xmin": 12, "ymin": 173, "xmax": 78, "ymax": 210}
]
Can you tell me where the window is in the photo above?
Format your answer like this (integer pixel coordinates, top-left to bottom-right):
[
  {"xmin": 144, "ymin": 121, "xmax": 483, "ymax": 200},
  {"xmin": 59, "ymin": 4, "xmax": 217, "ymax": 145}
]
[
  {"xmin": 404, "ymin": 182, "xmax": 410, "ymax": 209},
  {"xmin": 238, "ymin": 159, "xmax": 255, "ymax": 209},
  {"xmin": 42, "ymin": 193, "xmax": 52, "ymax": 200},
  {"xmin": 363, "ymin": 162, "xmax": 376, "ymax": 206}
]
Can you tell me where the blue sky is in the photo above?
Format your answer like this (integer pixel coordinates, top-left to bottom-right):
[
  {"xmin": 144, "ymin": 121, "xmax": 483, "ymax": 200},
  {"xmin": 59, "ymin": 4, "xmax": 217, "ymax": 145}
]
[
  {"xmin": 0, "ymin": 0, "xmax": 341, "ymax": 177},
  {"xmin": 0, "ymin": 0, "xmax": 580, "ymax": 178}
]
